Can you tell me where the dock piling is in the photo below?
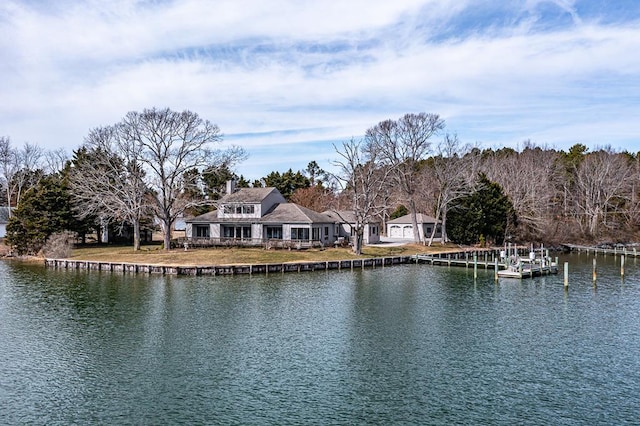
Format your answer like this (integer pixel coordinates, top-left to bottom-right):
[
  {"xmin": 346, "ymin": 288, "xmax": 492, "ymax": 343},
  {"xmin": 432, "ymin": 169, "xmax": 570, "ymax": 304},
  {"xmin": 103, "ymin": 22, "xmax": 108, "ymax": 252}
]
[{"xmin": 473, "ymin": 254, "xmax": 478, "ymax": 280}]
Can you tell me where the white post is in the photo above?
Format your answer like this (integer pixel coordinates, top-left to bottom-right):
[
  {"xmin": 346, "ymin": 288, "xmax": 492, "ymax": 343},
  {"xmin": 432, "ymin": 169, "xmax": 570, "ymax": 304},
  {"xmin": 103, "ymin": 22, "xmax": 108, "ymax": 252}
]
[{"xmin": 473, "ymin": 254, "xmax": 478, "ymax": 280}]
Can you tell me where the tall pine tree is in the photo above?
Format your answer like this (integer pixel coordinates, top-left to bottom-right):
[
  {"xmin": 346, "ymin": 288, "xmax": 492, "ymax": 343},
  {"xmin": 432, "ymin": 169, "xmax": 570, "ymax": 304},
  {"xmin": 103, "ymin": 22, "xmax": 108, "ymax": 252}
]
[{"xmin": 447, "ymin": 173, "xmax": 516, "ymax": 246}]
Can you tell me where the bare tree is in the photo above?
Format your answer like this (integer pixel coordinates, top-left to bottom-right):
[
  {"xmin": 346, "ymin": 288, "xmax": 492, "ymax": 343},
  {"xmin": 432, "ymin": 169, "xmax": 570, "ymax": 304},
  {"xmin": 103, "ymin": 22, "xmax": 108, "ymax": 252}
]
[
  {"xmin": 0, "ymin": 136, "xmax": 17, "ymax": 208},
  {"xmin": 0, "ymin": 138, "xmax": 43, "ymax": 211},
  {"xmin": 624, "ymin": 152, "xmax": 640, "ymax": 233},
  {"xmin": 482, "ymin": 142, "xmax": 564, "ymax": 241},
  {"xmin": 571, "ymin": 148, "xmax": 633, "ymax": 237},
  {"xmin": 70, "ymin": 126, "xmax": 150, "ymax": 251},
  {"xmin": 44, "ymin": 148, "xmax": 69, "ymax": 175},
  {"xmin": 290, "ymin": 185, "xmax": 335, "ymax": 212},
  {"xmin": 333, "ymin": 138, "xmax": 393, "ymax": 254},
  {"xmin": 365, "ymin": 113, "xmax": 445, "ymax": 243},
  {"xmin": 121, "ymin": 107, "xmax": 246, "ymax": 250},
  {"xmin": 422, "ymin": 135, "xmax": 479, "ymax": 246}
]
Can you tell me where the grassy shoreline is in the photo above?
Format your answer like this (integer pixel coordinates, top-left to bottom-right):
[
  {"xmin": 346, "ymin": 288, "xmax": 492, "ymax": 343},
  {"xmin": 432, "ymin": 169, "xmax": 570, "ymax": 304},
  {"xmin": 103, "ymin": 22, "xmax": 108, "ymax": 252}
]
[
  {"xmin": 63, "ymin": 242, "xmax": 466, "ymax": 266},
  {"xmin": 1, "ymin": 238, "xmax": 477, "ymax": 266}
]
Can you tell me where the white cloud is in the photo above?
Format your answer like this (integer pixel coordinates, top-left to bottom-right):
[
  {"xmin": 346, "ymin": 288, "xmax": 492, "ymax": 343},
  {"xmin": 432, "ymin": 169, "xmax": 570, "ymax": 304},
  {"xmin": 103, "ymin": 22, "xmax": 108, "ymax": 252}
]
[{"xmin": 1, "ymin": 0, "xmax": 639, "ymax": 178}]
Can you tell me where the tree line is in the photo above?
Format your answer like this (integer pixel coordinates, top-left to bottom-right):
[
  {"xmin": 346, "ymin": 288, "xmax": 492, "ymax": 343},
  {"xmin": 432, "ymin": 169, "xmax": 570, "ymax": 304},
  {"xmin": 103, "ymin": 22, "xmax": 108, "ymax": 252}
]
[
  {"xmin": 333, "ymin": 124, "xmax": 640, "ymax": 250},
  {"xmin": 2, "ymin": 107, "xmax": 639, "ymax": 255}
]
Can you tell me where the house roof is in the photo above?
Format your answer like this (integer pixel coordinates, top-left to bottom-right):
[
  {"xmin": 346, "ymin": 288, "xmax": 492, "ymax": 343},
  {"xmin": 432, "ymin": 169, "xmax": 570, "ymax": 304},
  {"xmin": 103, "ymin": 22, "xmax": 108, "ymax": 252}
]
[
  {"xmin": 186, "ymin": 203, "xmax": 334, "ymax": 225},
  {"xmin": 322, "ymin": 210, "xmax": 381, "ymax": 225},
  {"xmin": 219, "ymin": 187, "xmax": 283, "ymax": 204},
  {"xmin": 186, "ymin": 210, "xmax": 218, "ymax": 223},
  {"xmin": 388, "ymin": 213, "xmax": 440, "ymax": 224},
  {"xmin": 262, "ymin": 203, "xmax": 333, "ymax": 224},
  {"xmin": 0, "ymin": 207, "xmax": 12, "ymax": 224}
]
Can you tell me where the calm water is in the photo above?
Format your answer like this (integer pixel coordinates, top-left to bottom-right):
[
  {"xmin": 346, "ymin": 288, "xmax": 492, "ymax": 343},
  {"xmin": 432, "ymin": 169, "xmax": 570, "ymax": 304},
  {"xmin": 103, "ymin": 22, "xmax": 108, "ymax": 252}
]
[{"xmin": 1, "ymin": 253, "xmax": 640, "ymax": 425}]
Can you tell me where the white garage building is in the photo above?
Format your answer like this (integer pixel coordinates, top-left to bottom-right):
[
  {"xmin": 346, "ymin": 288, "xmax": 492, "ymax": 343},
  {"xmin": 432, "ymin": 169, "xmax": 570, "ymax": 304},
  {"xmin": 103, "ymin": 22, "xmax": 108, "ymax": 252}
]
[{"xmin": 387, "ymin": 213, "xmax": 442, "ymax": 241}]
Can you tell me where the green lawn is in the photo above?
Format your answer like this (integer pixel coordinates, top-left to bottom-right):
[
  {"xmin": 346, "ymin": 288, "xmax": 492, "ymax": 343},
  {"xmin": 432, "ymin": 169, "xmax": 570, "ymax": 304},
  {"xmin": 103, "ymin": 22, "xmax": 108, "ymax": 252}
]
[{"xmin": 68, "ymin": 242, "xmax": 462, "ymax": 266}]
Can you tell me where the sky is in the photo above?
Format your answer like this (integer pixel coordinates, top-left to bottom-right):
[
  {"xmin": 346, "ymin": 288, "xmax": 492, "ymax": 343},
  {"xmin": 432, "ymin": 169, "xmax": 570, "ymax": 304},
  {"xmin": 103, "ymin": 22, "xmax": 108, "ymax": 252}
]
[{"xmin": 1, "ymin": 0, "xmax": 639, "ymax": 180}]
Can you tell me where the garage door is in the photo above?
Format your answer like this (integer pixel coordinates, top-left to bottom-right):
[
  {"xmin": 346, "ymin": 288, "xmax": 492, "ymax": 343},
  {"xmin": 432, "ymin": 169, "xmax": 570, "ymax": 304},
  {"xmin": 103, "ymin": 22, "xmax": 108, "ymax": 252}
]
[
  {"xmin": 389, "ymin": 225, "xmax": 402, "ymax": 238},
  {"xmin": 402, "ymin": 225, "xmax": 414, "ymax": 239}
]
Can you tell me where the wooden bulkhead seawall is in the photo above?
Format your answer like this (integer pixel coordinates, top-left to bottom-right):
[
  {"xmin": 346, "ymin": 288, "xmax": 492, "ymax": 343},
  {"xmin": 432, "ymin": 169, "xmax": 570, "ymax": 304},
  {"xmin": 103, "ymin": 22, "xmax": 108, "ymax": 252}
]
[
  {"xmin": 44, "ymin": 247, "xmax": 555, "ymax": 278},
  {"xmin": 44, "ymin": 256, "xmax": 413, "ymax": 276}
]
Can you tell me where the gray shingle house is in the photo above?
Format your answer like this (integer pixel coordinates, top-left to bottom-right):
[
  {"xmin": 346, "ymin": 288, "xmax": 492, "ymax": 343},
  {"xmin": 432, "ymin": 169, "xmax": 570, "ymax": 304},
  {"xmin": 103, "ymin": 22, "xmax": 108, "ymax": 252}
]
[
  {"xmin": 322, "ymin": 210, "xmax": 381, "ymax": 245},
  {"xmin": 185, "ymin": 187, "xmax": 339, "ymax": 248}
]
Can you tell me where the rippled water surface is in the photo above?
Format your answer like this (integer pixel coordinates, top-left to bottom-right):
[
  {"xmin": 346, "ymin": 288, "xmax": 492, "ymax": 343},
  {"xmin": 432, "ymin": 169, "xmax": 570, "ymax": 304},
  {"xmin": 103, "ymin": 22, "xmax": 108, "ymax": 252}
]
[{"xmin": 1, "ymin": 253, "xmax": 640, "ymax": 424}]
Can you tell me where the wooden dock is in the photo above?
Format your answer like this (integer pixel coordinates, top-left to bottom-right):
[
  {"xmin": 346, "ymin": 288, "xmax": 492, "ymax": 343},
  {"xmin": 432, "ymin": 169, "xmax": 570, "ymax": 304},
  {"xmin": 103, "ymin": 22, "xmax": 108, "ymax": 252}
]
[
  {"xmin": 496, "ymin": 260, "xmax": 558, "ymax": 279},
  {"xmin": 413, "ymin": 247, "xmax": 559, "ymax": 279},
  {"xmin": 413, "ymin": 252, "xmax": 501, "ymax": 269},
  {"xmin": 563, "ymin": 244, "xmax": 640, "ymax": 257}
]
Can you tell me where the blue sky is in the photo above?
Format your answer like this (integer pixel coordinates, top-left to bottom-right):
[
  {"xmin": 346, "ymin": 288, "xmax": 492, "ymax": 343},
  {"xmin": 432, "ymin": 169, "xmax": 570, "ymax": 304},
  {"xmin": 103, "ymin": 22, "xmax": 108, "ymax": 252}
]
[{"xmin": 1, "ymin": 0, "xmax": 639, "ymax": 179}]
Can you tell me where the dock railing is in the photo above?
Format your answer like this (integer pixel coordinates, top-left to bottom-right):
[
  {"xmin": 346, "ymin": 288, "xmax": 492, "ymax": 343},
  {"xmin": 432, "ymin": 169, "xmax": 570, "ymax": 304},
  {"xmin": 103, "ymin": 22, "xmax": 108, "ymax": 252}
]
[
  {"xmin": 412, "ymin": 246, "xmax": 559, "ymax": 279},
  {"xmin": 562, "ymin": 244, "xmax": 640, "ymax": 257}
]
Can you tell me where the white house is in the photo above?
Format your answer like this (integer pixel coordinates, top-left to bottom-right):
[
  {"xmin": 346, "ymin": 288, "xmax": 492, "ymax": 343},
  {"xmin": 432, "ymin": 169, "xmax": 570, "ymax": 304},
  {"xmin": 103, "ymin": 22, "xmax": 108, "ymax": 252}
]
[
  {"xmin": 387, "ymin": 213, "xmax": 442, "ymax": 241},
  {"xmin": 185, "ymin": 187, "xmax": 339, "ymax": 248},
  {"xmin": 0, "ymin": 207, "xmax": 12, "ymax": 239}
]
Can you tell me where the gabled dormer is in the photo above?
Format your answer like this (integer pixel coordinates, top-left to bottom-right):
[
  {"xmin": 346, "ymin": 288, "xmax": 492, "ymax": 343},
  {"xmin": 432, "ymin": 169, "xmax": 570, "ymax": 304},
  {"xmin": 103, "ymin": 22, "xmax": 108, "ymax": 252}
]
[{"xmin": 217, "ymin": 187, "xmax": 286, "ymax": 219}]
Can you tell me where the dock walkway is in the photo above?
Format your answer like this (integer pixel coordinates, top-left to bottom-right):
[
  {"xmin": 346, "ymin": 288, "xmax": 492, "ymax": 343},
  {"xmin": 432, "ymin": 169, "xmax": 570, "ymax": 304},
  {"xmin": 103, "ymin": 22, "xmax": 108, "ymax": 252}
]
[
  {"xmin": 413, "ymin": 247, "xmax": 559, "ymax": 279},
  {"xmin": 563, "ymin": 244, "xmax": 640, "ymax": 257},
  {"xmin": 413, "ymin": 252, "xmax": 500, "ymax": 269}
]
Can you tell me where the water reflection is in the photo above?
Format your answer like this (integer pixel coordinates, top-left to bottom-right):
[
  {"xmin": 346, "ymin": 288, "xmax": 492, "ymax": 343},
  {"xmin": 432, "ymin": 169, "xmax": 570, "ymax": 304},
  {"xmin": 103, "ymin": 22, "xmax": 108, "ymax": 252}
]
[{"xmin": 1, "ymin": 255, "xmax": 640, "ymax": 424}]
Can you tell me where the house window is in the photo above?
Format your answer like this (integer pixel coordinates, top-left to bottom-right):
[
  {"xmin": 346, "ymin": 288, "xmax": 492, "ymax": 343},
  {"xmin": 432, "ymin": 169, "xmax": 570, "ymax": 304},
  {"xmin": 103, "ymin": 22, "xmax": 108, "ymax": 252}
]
[
  {"xmin": 266, "ymin": 226, "xmax": 283, "ymax": 239},
  {"xmin": 291, "ymin": 228, "xmax": 309, "ymax": 240},
  {"xmin": 223, "ymin": 226, "xmax": 251, "ymax": 239},
  {"xmin": 223, "ymin": 204, "xmax": 252, "ymax": 215},
  {"xmin": 195, "ymin": 225, "xmax": 209, "ymax": 238},
  {"xmin": 312, "ymin": 227, "xmax": 320, "ymax": 241},
  {"xmin": 223, "ymin": 226, "xmax": 233, "ymax": 238}
]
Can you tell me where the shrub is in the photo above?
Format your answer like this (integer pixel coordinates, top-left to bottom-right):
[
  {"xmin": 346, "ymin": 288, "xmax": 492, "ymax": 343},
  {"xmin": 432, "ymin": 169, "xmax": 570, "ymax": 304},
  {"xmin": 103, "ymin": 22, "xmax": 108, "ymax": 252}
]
[{"xmin": 41, "ymin": 232, "xmax": 74, "ymax": 259}]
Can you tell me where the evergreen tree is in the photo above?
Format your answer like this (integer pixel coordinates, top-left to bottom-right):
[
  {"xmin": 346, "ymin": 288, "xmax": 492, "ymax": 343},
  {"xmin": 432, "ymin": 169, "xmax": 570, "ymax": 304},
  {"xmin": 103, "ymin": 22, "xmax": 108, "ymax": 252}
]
[
  {"xmin": 390, "ymin": 205, "xmax": 408, "ymax": 220},
  {"xmin": 261, "ymin": 169, "xmax": 310, "ymax": 199},
  {"xmin": 305, "ymin": 161, "xmax": 327, "ymax": 186},
  {"xmin": 447, "ymin": 174, "xmax": 516, "ymax": 245},
  {"xmin": 236, "ymin": 175, "xmax": 250, "ymax": 188},
  {"xmin": 5, "ymin": 174, "xmax": 77, "ymax": 255},
  {"xmin": 201, "ymin": 165, "xmax": 237, "ymax": 200}
]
